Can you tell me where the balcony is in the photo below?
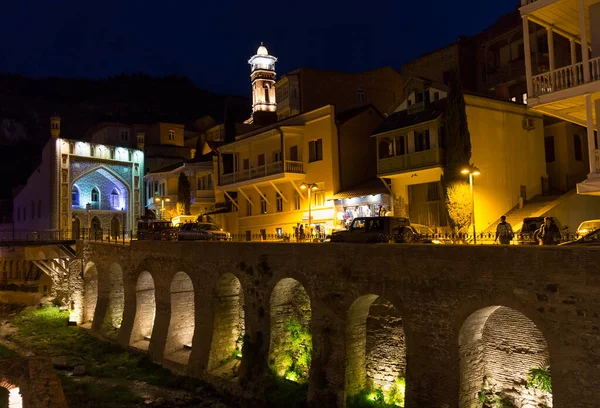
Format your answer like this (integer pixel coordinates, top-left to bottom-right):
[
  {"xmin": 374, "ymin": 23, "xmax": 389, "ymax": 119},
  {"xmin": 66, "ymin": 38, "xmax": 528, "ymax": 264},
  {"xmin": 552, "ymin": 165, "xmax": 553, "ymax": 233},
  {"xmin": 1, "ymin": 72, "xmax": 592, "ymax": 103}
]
[
  {"xmin": 378, "ymin": 149, "xmax": 444, "ymax": 175},
  {"xmin": 531, "ymin": 57, "xmax": 600, "ymax": 97},
  {"xmin": 220, "ymin": 160, "xmax": 304, "ymax": 186}
]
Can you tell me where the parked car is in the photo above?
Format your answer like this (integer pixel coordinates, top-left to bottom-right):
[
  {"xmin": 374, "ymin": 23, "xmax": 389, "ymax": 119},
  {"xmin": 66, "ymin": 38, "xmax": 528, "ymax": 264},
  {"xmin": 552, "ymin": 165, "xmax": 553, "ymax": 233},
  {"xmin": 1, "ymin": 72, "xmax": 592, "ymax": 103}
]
[
  {"xmin": 517, "ymin": 216, "xmax": 562, "ymax": 245},
  {"xmin": 411, "ymin": 224, "xmax": 443, "ymax": 244},
  {"xmin": 575, "ymin": 219, "xmax": 600, "ymax": 239},
  {"xmin": 559, "ymin": 227, "xmax": 600, "ymax": 246},
  {"xmin": 328, "ymin": 217, "xmax": 417, "ymax": 243},
  {"xmin": 137, "ymin": 220, "xmax": 178, "ymax": 241},
  {"xmin": 178, "ymin": 222, "xmax": 231, "ymax": 241}
]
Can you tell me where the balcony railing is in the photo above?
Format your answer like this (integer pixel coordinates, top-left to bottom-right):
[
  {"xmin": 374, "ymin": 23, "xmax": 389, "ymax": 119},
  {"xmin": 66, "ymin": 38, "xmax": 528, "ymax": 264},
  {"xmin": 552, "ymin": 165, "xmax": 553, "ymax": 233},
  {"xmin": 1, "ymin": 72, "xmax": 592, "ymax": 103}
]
[
  {"xmin": 521, "ymin": 0, "xmax": 538, "ymax": 5},
  {"xmin": 595, "ymin": 149, "xmax": 600, "ymax": 174},
  {"xmin": 532, "ymin": 57, "xmax": 600, "ymax": 97},
  {"xmin": 378, "ymin": 148, "xmax": 444, "ymax": 175},
  {"xmin": 220, "ymin": 160, "xmax": 304, "ymax": 186}
]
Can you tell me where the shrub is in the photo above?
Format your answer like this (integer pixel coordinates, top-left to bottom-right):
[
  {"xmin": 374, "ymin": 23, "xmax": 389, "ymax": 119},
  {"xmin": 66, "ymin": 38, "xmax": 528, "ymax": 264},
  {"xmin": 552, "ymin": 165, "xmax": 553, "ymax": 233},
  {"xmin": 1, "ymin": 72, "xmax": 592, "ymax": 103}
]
[{"xmin": 527, "ymin": 366, "xmax": 552, "ymax": 394}]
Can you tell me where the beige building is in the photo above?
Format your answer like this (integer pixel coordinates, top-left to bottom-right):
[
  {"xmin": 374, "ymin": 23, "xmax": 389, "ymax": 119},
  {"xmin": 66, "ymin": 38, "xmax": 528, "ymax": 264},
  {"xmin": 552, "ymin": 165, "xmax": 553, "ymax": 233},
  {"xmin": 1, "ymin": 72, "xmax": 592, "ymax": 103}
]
[
  {"xmin": 520, "ymin": 0, "xmax": 600, "ymax": 195},
  {"xmin": 216, "ymin": 104, "xmax": 384, "ymax": 239},
  {"xmin": 374, "ymin": 77, "xmax": 547, "ymax": 232},
  {"xmin": 275, "ymin": 67, "xmax": 404, "ymax": 120}
]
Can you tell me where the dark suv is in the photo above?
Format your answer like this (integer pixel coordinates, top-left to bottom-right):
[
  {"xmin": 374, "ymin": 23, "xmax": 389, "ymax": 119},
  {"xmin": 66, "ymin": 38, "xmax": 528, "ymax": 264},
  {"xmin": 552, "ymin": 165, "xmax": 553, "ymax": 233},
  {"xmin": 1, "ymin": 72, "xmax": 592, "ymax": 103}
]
[{"xmin": 329, "ymin": 217, "xmax": 417, "ymax": 243}]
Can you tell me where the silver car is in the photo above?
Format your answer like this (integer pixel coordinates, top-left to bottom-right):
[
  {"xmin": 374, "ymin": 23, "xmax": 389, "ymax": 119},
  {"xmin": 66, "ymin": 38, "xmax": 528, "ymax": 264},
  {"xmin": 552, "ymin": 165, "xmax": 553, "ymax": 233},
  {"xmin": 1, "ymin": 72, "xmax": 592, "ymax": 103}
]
[{"xmin": 178, "ymin": 223, "xmax": 231, "ymax": 241}]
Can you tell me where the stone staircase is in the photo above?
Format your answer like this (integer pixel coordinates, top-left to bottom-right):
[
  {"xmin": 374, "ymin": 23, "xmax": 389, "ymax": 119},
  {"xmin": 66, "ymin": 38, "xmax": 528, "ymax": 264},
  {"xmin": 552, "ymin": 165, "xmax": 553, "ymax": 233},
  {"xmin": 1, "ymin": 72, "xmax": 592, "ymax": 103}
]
[{"xmin": 483, "ymin": 190, "xmax": 575, "ymax": 233}]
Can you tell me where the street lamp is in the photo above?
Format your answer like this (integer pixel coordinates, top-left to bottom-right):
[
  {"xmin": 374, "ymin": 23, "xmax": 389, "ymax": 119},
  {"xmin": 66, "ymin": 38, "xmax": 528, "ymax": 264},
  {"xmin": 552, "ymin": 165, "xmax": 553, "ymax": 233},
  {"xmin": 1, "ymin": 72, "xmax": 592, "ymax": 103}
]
[
  {"xmin": 300, "ymin": 182, "xmax": 318, "ymax": 225},
  {"xmin": 154, "ymin": 196, "xmax": 171, "ymax": 220},
  {"xmin": 461, "ymin": 166, "xmax": 481, "ymax": 244}
]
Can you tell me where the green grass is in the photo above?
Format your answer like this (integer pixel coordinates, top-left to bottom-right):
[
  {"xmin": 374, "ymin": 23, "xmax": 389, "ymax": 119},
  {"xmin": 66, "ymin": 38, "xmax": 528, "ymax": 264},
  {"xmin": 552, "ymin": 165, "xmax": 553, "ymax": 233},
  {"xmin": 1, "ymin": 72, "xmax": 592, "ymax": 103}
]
[
  {"xmin": 59, "ymin": 375, "xmax": 143, "ymax": 408},
  {"xmin": 0, "ymin": 343, "xmax": 18, "ymax": 360},
  {"xmin": 264, "ymin": 376, "xmax": 308, "ymax": 408}
]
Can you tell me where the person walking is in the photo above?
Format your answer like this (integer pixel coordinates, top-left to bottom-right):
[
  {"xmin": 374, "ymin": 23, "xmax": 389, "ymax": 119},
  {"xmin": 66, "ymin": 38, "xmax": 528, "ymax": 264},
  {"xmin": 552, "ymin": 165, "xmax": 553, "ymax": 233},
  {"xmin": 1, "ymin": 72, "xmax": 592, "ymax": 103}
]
[
  {"xmin": 495, "ymin": 216, "xmax": 514, "ymax": 245},
  {"xmin": 537, "ymin": 217, "xmax": 561, "ymax": 245}
]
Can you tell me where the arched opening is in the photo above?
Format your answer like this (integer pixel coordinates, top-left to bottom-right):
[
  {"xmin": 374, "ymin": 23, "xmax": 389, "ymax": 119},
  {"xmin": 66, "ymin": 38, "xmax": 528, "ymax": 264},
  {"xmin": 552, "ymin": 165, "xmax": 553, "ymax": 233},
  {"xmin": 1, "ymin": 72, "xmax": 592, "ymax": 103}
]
[
  {"xmin": 345, "ymin": 295, "xmax": 406, "ymax": 407},
  {"xmin": 130, "ymin": 271, "xmax": 156, "ymax": 351},
  {"xmin": 71, "ymin": 185, "xmax": 80, "ymax": 207},
  {"xmin": 110, "ymin": 189, "xmax": 120, "ymax": 208},
  {"xmin": 459, "ymin": 306, "xmax": 552, "ymax": 408},
  {"xmin": 264, "ymin": 84, "xmax": 270, "ymax": 103},
  {"xmin": 110, "ymin": 216, "xmax": 120, "ymax": 240},
  {"xmin": 91, "ymin": 216, "xmax": 101, "ymax": 240},
  {"xmin": 82, "ymin": 262, "xmax": 98, "ymax": 325},
  {"xmin": 164, "ymin": 272, "xmax": 195, "ymax": 365},
  {"xmin": 90, "ymin": 187, "xmax": 100, "ymax": 209},
  {"xmin": 102, "ymin": 263, "xmax": 124, "ymax": 338},
  {"xmin": 268, "ymin": 278, "xmax": 312, "ymax": 383},
  {"xmin": 208, "ymin": 273, "xmax": 245, "ymax": 378},
  {"xmin": 71, "ymin": 217, "xmax": 80, "ymax": 240},
  {"xmin": 0, "ymin": 380, "xmax": 22, "ymax": 408}
]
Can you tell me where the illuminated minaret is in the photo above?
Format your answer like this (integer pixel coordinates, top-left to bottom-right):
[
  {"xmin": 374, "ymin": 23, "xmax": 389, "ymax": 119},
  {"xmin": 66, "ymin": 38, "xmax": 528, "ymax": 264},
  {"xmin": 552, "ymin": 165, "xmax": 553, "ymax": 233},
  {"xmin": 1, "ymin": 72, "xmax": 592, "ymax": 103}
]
[{"xmin": 248, "ymin": 42, "xmax": 277, "ymax": 125}]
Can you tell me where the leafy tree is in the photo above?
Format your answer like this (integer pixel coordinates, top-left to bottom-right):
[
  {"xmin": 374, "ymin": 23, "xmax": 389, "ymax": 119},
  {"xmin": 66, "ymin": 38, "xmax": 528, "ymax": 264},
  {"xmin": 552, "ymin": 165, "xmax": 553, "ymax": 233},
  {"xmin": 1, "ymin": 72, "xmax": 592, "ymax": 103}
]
[
  {"xmin": 446, "ymin": 182, "xmax": 472, "ymax": 234},
  {"xmin": 177, "ymin": 172, "xmax": 191, "ymax": 215},
  {"xmin": 443, "ymin": 70, "xmax": 472, "ymax": 229}
]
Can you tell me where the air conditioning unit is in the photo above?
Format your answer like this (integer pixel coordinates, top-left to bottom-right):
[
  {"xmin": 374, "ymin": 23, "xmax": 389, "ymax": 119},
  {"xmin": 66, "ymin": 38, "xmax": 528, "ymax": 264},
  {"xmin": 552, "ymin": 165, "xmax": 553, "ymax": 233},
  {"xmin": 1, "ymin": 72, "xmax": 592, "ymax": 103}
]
[{"xmin": 522, "ymin": 118, "xmax": 535, "ymax": 130}]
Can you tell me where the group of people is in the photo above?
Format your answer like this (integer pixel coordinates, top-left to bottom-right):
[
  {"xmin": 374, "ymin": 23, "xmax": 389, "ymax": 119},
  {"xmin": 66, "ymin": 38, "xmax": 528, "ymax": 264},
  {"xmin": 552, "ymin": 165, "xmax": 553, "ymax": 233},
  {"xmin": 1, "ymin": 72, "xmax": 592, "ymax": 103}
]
[
  {"xmin": 293, "ymin": 223, "xmax": 325, "ymax": 242},
  {"xmin": 495, "ymin": 216, "xmax": 561, "ymax": 245}
]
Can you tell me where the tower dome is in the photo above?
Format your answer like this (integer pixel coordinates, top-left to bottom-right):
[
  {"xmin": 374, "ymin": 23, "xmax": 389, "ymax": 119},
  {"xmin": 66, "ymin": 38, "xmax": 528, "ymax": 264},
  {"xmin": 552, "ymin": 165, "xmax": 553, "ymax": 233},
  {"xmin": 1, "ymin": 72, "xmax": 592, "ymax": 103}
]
[{"xmin": 257, "ymin": 43, "xmax": 268, "ymax": 56}]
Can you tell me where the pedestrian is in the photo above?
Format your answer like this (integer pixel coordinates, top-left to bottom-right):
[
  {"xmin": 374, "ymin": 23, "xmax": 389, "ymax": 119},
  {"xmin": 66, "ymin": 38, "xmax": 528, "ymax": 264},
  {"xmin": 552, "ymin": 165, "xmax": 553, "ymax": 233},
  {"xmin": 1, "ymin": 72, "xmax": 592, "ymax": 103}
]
[
  {"xmin": 495, "ymin": 215, "xmax": 514, "ymax": 245},
  {"xmin": 537, "ymin": 217, "xmax": 561, "ymax": 245},
  {"xmin": 299, "ymin": 224, "xmax": 304, "ymax": 241}
]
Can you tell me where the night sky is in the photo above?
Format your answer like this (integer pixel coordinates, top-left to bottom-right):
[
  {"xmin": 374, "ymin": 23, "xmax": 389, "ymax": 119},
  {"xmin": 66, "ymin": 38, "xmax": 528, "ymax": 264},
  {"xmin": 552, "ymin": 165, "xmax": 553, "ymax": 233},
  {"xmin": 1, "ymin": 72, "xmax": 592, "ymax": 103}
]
[{"xmin": 1, "ymin": 1, "xmax": 517, "ymax": 97}]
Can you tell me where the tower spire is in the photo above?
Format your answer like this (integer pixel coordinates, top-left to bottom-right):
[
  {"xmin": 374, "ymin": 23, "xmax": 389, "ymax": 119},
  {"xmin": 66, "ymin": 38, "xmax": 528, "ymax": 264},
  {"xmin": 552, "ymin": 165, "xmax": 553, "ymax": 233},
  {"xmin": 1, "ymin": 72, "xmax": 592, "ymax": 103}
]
[{"xmin": 247, "ymin": 43, "xmax": 278, "ymax": 125}]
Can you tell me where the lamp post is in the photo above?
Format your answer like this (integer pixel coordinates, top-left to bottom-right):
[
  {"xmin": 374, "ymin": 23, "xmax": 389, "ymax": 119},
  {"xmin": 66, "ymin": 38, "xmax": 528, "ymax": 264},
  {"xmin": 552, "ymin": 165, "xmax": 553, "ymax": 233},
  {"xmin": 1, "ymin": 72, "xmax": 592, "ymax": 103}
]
[
  {"xmin": 461, "ymin": 166, "xmax": 481, "ymax": 244},
  {"xmin": 154, "ymin": 196, "xmax": 171, "ymax": 220},
  {"xmin": 300, "ymin": 182, "xmax": 318, "ymax": 226}
]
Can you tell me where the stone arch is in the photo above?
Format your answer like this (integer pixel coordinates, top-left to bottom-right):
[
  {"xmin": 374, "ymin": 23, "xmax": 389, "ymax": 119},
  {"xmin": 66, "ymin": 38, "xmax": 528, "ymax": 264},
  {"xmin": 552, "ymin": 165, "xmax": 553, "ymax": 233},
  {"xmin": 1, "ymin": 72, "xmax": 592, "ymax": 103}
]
[
  {"xmin": 268, "ymin": 277, "xmax": 312, "ymax": 383},
  {"xmin": 459, "ymin": 306, "xmax": 552, "ymax": 408},
  {"xmin": 164, "ymin": 272, "xmax": 195, "ymax": 365},
  {"xmin": 345, "ymin": 294, "xmax": 406, "ymax": 405},
  {"xmin": 82, "ymin": 262, "xmax": 98, "ymax": 324},
  {"xmin": 207, "ymin": 273, "xmax": 245, "ymax": 377},
  {"xmin": 110, "ymin": 216, "xmax": 120, "ymax": 239},
  {"xmin": 103, "ymin": 263, "xmax": 125, "ymax": 335},
  {"xmin": 0, "ymin": 378, "xmax": 21, "ymax": 408},
  {"xmin": 130, "ymin": 271, "xmax": 156, "ymax": 351}
]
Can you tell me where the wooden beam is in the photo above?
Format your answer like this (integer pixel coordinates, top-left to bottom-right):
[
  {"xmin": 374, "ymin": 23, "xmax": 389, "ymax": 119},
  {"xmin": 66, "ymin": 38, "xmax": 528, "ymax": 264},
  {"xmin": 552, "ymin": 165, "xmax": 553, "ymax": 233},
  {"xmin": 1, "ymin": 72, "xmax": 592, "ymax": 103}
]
[
  {"xmin": 253, "ymin": 185, "xmax": 271, "ymax": 206},
  {"xmin": 290, "ymin": 180, "xmax": 305, "ymax": 200},
  {"xmin": 379, "ymin": 177, "xmax": 394, "ymax": 197},
  {"xmin": 269, "ymin": 181, "xmax": 288, "ymax": 202},
  {"xmin": 237, "ymin": 188, "xmax": 255, "ymax": 207},
  {"xmin": 223, "ymin": 191, "xmax": 239, "ymax": 209}
]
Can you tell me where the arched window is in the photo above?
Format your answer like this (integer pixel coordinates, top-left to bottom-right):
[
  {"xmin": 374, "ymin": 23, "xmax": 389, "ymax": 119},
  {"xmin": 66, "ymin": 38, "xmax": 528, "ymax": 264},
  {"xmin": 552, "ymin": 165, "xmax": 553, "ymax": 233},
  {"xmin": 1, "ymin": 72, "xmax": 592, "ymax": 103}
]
[
  {"xmin": 72, "ymin": 186, "xmax": 80, "ymax": 207},
  {"xmin": 264, "ymin": 84, "xmax": 270, "ymax": 104},
  {"xmin": 111, "ymin": 189, "xmax": 120, "ymax": 208},
  {"xmin": 91, "ymin": 188, "xmax": 100, "ymax": 209}
]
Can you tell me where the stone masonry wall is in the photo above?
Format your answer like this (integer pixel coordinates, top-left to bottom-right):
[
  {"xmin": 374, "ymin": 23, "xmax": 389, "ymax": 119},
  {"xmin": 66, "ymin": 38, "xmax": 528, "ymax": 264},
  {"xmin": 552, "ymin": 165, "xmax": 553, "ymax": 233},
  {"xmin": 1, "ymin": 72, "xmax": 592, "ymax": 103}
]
[
  {"xmin": 365, "ymin": 297, "xmax": 405, "ymax": 392},
  {"xmin": 164, "ymin": 272, "xmax": 195, "ymax": 364},
  {"xmin": 81, "ymin": 242, "xmax": 600, "ymax": 408}
]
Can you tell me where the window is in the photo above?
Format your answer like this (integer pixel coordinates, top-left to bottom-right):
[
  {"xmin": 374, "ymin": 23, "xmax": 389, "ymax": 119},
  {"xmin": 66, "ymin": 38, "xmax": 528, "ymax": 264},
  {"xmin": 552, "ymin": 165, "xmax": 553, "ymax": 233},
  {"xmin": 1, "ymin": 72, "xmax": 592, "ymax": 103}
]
[
  {"xmin": 357, "ymin": 89, "xmax": 365, "ymax": 104},
  {"xmin": 258, "ymin": 154, "xmax": 265, "ymax": 167},
  {"xmin": 72, "ymin": 186, "xmax": 80, "ymax": 206},
  {"xmin": 378, "ymin": 139, "xmax": 393, "ymax": 159},
  {"xmin": 416, "ymin": 92, "xmax": 424, "ymax": 103},
  {"xmin": 273, "ymin": 151, "xmax": 281, "ymax": 163},
  {"xmin": 289, "ymin": 145, "xmax": 298, "ymax": 161},
  {"xmin": 197, "ymin": 174, "xmax": 213, "ymax": 190},
  {"xmin": 414, "ymin": 129, "xmax": 431, "ymax": 152},
  {"xmin": 544, "ymin": 136, "xmax": 555, "ymax": 163},
  {"xmin": 91, "ymin": 187, "xmax": 100, "ymax": 209},
  {"xmin": 294, "ymin": 192, "xmax": 301, "ymax": 210},
  {"xmin": 313, "ymin": 191, "xmax": 325, "ymax": 207},
  {"xmin": 511, "ymin": 97, "xmax": 517, "ymax": 102},
  {"xmin": 276, "ymin": 193, "xmax": 283, "ymax": 212},
  {"xmin": 395, "ymin": 135, "xmax": 405, "ymax": 156},
  {"xmin": 246, "ymin": 200, "xmax": 252, "ymax": 216},
  {"xmin": 38, "ymin": 200, "xmax": 41, "ymax": 218},
  {"xmin": 433, "ymin": 92, "xmax": 440, "ymax": 101},
  {"xmin": 110, "ymin": 149, "xmax": 115, "ymax": 159},
  {"xmin": 69, "ymin": 143, "xmax": 74, "ymax": 154},
  {"xmin": 574, "ymin": 134, "xmax": 583, "ymax": 161},
  {"xmin": 260, "ymin": 197, "xmax": 267, "ymax": 214},
  {"xmin": 243, "ymin": 158, "xmax": 250, "ymax": 170},
  {"xmin": 264, "ymin": 85, "xmax": 270, "ymax": 103},
  {"xmin": 168, "ymin": 130, "xmax": 175, "ymax": 141},
  {"xmin": 120, "ymin": 131, "xmax": 129, "ymax": 142},
  {"xmin": 308, "ymin": 139, "xmax": 323, "ymax": 163},
  {"xmin": 111, "ymin": 189, "xmax": 119, "ymax": 207}
]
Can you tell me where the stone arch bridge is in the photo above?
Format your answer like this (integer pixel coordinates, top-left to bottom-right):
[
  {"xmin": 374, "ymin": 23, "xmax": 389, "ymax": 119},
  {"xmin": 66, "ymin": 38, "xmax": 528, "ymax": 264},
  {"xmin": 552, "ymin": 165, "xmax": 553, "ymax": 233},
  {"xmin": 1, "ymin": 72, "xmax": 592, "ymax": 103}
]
[{"xmin": 66, "ymin": 241, "xmax": 600, "ymax": 408}]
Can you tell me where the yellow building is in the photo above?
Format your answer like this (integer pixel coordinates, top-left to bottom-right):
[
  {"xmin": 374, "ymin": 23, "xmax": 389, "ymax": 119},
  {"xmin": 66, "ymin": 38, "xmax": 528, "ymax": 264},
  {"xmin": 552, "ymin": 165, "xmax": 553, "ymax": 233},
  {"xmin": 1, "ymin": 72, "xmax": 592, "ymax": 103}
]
[
  {"xmin": 520, "ymin": 0, "xmax": 600, "ymax": 194},
  {"xmin": 373, "ymin": 77, "xmax": 547, "ymax": 233},
  {"xmin": 144, "ymin": 155, "xmax": 215, "ymax": 223},
  {"xmin": 216, "ymin": 104, "xmax": 384, "ymax": 239}
]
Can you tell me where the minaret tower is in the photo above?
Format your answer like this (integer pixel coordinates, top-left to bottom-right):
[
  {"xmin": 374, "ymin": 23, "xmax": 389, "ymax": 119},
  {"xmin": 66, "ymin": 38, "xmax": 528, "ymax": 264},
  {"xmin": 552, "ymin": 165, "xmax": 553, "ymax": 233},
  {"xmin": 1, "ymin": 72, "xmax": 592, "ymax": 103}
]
[
  {"xmin": 50, "ymin": 114, "xmax": 61, "ymax": 138},
  {"xmin": 248, "ymin": 42, "xmax": 278, "ymax": 125}
]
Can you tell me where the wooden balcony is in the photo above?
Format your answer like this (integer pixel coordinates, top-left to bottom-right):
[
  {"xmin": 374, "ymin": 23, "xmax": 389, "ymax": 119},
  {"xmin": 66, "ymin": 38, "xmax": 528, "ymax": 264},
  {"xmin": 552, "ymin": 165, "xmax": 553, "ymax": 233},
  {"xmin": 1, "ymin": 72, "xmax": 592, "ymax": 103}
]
[
  {"xmin": 219, "ymin": 160, "xmax": 304, "ymax": 186},
  {"xmin": 377, "ymin": 148, "xmax": 444, "ymax": 175}
]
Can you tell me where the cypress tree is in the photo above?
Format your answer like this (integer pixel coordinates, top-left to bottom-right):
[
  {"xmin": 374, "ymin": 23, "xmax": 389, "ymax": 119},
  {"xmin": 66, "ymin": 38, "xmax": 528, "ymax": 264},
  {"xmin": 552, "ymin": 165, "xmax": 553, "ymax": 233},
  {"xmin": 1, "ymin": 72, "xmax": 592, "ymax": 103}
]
[{"xmin": 177, "ymin": 172, "xmax": 191, "ymax": 215}]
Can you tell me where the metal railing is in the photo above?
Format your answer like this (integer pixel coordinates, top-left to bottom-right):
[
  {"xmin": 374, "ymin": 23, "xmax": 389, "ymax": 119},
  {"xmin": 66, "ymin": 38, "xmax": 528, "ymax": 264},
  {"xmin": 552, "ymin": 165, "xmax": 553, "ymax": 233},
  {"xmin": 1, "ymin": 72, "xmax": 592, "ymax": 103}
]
[
  {"xmin": 220, "ymin": 160, "xmax": 304, "ymax": 186},
  {"xmin": 378, "ymin": 148, "xmax": 444, "ymax": 174},
  {"xmin": 0, "ymin": 229, "xmax": 132, "ymax": 245}
]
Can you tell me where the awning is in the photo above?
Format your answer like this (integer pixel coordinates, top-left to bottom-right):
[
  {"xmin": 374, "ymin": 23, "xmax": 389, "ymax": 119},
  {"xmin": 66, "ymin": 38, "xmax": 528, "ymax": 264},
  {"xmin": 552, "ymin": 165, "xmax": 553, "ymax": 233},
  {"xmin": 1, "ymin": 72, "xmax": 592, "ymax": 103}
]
[
  {"xmin": 577, "ymin": 177, "xmax": 600, "ymax": 196},
  {"xmin": 332, "ymin": 179, "xmax": 390, "ymax": 200}
]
